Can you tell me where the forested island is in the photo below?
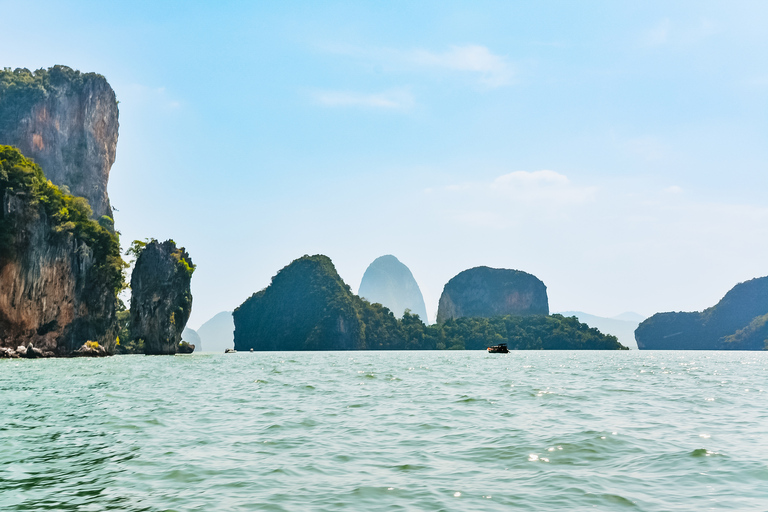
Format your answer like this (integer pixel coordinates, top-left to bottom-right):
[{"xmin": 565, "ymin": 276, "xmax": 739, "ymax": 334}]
[
  {"xmin": 233, "ymin": 255, "xmax": 626, "ymax": 351},
  {"xmin": 636, "ymin": 276, "xmax": 768, "ymax": 350}
]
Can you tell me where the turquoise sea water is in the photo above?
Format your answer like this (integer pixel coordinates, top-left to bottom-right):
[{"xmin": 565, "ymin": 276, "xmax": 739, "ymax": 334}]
[{"xmin": 1, "ymin": 351, "xmax": 767, "ymax": 511}]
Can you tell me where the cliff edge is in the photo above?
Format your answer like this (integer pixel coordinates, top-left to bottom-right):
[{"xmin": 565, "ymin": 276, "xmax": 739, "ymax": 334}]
[{"xmin": 0, "ymin": 66, "xmax": 119, "ymax": 219}]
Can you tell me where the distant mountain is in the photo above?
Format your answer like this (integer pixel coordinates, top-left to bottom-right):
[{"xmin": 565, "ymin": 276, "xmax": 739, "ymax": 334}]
[
  {"xmin": 358, "ymin": 255, "xmax": 429, "ymax": 323},
  {"xmin": 558, "ymin": 311, "xmax": 643, "ymax": 350},
  {"xmin": 437, "ymin": 266, "xmax": 548, "ymax": 324},
  {"xmin": 636, "ymin": 276, "xmax": 768, "ymax": 350},
  {"xmin": 613, "ymin": 312, "xmax": 646, "ymax": 323},
  {"xmin": 197, "ymin": 311, "xmax": 234, "ymax": 352},
  {"xmin": 182, "ymin": 327, "xmax": 202, "ymax": 351}
]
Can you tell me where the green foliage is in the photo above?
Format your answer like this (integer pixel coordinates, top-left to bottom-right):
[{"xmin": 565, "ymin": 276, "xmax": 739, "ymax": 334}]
[
  {"xmin": 171, "ymin": 247, "xmax": 196, "ymax": 279},
  {"xmin": 125, "ymin": 238, "xmax": 150, "ymax": 260},
  {"xmin": 234, "ymin": 254, "xmax": 626, "ymax": 351},
  {"xmin": 0, "ymin": 145, "xmax": 125, "ymax": 294},
  {"xmin": 426, "ymin": 314, "xmax": 626, "ymax": 350}
]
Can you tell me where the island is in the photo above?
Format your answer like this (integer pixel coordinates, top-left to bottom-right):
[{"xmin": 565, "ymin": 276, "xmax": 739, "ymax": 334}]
[
  {"xmin": 233, "ymin": 254, "xmax": 626, "ymax": 351},
  {"xmin": 635, "ymin": 276, "xmax": 768, "ymax": 350}
]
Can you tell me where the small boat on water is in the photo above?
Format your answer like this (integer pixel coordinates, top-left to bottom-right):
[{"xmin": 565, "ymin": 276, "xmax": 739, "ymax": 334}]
[
  {"xmin": 225, "ymin": 348, "xmax": 236, "ymax": 353},
  {"xmin": 487, "ymin": 343, "xmax": 509, "ymax": 353}
]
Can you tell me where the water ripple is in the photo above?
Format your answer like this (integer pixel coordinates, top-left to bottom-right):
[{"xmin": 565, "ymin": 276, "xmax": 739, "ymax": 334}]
[{"xmin": 1, "ymin": 351, "xmax": 767, "ymax": 511}]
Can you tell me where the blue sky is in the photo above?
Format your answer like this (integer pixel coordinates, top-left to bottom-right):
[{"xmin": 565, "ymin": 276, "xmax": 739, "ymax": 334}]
[{"xmin": 2, "ymin": 1, "xmax": 767, "ymax": 326}]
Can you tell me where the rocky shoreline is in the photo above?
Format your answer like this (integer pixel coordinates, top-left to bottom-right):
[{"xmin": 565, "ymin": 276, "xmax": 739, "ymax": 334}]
[{"xmin": 0, "ymin": 341, "xmax": 110, "ymax": 359}]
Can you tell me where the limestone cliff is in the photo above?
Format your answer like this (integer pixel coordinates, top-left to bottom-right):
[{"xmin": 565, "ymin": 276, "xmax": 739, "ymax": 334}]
[
  {"xmin": 0, "ymin": 66, "xmax": 119, "ymax": 219},
  {"xmin": 358, "ymin": 255, "xmax": 429, "ymax": 323},
  {"xmin": 130, "ymin": 240, "xmax": 194, "ymax": 355},
  {"xmin": 436, "ymin": 266, "xmax": 549, "ymax": 324},
  {"xmin": 0, "ymin": 146, "xmax": 121, "ymax": 355},
  {"xmin": 636, "ymin": 276, "xmax": 768, "ymax": 350}
]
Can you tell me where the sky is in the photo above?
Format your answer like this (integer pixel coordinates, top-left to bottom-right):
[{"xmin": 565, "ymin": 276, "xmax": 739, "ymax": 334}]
[{"xmin": 2, "ymin": 0, "xmax": 767, "ymax": 328}]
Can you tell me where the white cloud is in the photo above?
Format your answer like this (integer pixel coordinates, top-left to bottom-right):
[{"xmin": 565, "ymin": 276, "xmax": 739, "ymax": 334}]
[
  {"xmin": 409, "ymin": 45, "xmax": 514, "ymax": 87},
  {"xmin": 317, "ymin": 43, "xmax": 514, "ymax": 88},
  {"xmin": 662, "ymin": 185, "xmax": 683, "ymax": 195},
  {"xmin": 312, "ymin": 89, "xmax": 414, "ymax": 110},
  {"xmin": 644, "ymin": 18, "xmax": 671, "ymax": 46},
  {"xmin": 641, "ymin": 17, "xmax": 720, "ymax": 48},
  {"xmin": 431, "ymin": 170, "xmax": 597, "ymax": 228}
]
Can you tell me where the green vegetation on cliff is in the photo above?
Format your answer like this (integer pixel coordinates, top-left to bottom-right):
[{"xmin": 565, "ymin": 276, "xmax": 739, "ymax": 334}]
[
  {"xmin": 0, "ymin": 145, "xmax": 124, "ymax": 295},
  {"xmin": 0, "ymin": 66, "xmax": 107, "ymax": 126},
  {"xmin": 234, "ymin": 254, "xmax": 626, "ymax": 351}
]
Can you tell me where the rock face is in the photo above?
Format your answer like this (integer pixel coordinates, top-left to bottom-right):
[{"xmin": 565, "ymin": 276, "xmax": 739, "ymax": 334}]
[
  {"xmin": 0, "ymin": 66, "xmax": 119, "ymax": 219},
  {"xmin": 234, "ymin": 255, "xmax": 365, "ymax": 351},
  {"xmin": 436, "ymin": 266, "xmax": 549, "ymax": 324},
  {"xmin": 358, "ymin": 255, "xmax": 429, "ymax": 323},
  {"xmin": 130, "ymin": 240, "xmax": 194, "ymax": 355},
  {"xmin": 635, "ymin": 276, "xmax": 768, "ymax": 350},
  {"xmin": 0, "ymin": 146, "xmax": 120, "ymax": 355}
]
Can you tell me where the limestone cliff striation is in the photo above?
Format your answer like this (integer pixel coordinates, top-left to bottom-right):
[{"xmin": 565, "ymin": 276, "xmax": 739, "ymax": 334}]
[
  {"xmin": 0, "ymin": 146, "xmax": 122, "ymax": 356},
  {"xmin": 436, "ymin": 266, "xmax": 549, "ymax": 324},
  {"xmin": 635, "ymin": 276, "xmax": 768, "ymax": 350},
  {"xmin": 129, "ymin": 240, "xmax": 194, "ymax": 355},
  {"xmin": 358, "ymin": 255, "xmax": 429, "ymax": 323},
  {"xmin": 0, "ymin": 66, "xmax": 119, "ymax": 219}
]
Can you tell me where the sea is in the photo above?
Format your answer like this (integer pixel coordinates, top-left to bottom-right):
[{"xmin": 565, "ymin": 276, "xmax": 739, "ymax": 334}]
[{"xmin": 1, "ymin": 350, "xmax": 766, "ymax": 511}]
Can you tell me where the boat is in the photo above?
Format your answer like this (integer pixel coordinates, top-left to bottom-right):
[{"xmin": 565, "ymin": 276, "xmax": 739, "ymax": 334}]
[
  {"xmin": 487, "ymin": 343, "xmax": 509, "ymax": 353},
  {"xmin": 225, "ymin": 348, "xmax": 236, "ymax": 353}
]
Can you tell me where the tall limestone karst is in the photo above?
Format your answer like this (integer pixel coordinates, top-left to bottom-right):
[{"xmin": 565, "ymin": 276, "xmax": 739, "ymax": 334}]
[
  {"xmin": 0, "ymin": 146, "xmax": 123, "ymax": 356},
  {"xmin": 129, "ymin": 240, "xmax": 195, "ymax": 355},
  {"xmin": 358, "ymin": 255, "xmax": 429, "ymax": 323},
  {"xmin": 436, "ymin": 266, "xmax": 549, "ymax": 324},
  {"xmin": 635, "ymin": 276, "xmax": 768, "ymax": 350},
  {"xmin": 0, "ymin": 66, "xmax": 119, "ymax": 219}
]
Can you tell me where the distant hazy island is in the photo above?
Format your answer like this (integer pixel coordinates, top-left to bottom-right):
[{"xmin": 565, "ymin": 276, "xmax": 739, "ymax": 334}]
[{"xmin": 233, "ymin": 254, "xmax": 626, "ymax": 351}]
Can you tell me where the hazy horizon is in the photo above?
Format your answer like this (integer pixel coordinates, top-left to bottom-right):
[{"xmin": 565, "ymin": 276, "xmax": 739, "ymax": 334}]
[{"xmin": 3, "ymin": 1, "xmax": 767, "ymax": 327}]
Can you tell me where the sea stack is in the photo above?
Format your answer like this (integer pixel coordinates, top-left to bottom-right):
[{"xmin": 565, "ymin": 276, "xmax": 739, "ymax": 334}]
[
  {"xmin": 358, "ymin": 255, "xmax": 429, "ymax": 323},
  {"xmin": 635, "ymin": 276, "xmax": 768, "ymax": 350},
  {"xmin": 436, "ymin": 266, "xmax": 549, "ymax": 324},
  {"xmin": 130, "ymin": 240, "xmax": 195, "ymax": 355},
  {"xmin": 0, "ymin": 66, "xmax": 119, "ymax": 219}
]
